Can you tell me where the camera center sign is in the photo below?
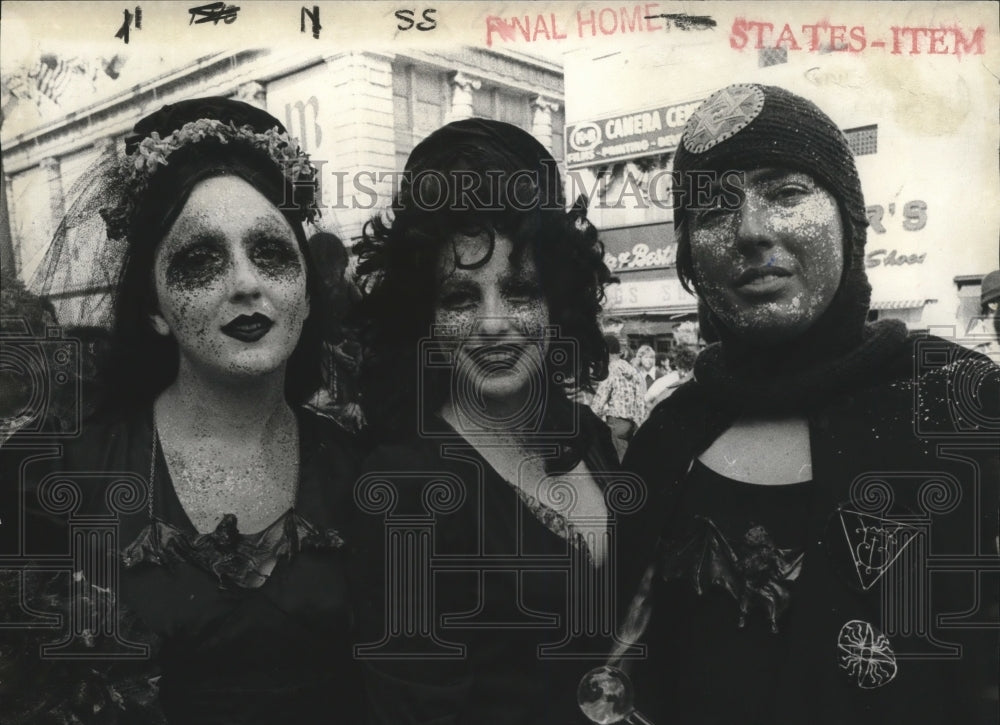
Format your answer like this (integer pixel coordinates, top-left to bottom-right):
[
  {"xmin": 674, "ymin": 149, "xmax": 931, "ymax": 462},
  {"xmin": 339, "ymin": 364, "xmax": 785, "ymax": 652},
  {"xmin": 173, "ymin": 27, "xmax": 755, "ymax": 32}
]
[{"xmin": 565, "ymin": 99, "xmax": 704, "ymax": 168}]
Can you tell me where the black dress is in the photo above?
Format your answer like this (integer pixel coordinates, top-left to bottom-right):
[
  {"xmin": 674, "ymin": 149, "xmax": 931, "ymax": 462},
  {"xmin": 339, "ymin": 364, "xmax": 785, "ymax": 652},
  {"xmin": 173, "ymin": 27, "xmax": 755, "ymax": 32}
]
[
  {"xmin": 621, "ymin": 333, "xmax": 1000, "ymax": 725},
  {"xmin": 349, "ymin": 400, "xmax": 630, "ymax": 725},
  {"xmin": 9, "ymin": 406, "xmax": 365, "ymax": 725},
  {"xmin": 629, "ymin": 461, "xmax": 816, "ymax": 725}
]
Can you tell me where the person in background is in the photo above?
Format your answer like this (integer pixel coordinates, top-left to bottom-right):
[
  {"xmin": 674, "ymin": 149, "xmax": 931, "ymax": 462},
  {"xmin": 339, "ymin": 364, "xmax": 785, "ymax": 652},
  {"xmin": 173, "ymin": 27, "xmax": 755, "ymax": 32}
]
[
  {"xmin": 306, "ymin": 230, "xmax": 364, "ymax": 432},
  {"xmin": 985, "ymin": 270, "xmax": 1000, "ymax": 340},
  {"xmin": 643, "ymin": 345, "xmax": 696, "ymax": 411},
  {"xmin": 620, "ymin": 83, "xmax": 999, "ymax": 725},
  {"xmin": 965, "ymin": 269, "xmax": 1000, "ymax": 356},
  {"xmin": 634, "ymin": 344, "xmax": 659, "ymax": 390},
  {"xmin": 590, "ymin": 333, "xmax": 647, "ymax": 461},
  {"xmin": 654, "ymin": 351, "xmax": 670, "ymax": 380},
  {"xmin": 670, "ymin": 345, "xmax": 697, "ymax": 381}
]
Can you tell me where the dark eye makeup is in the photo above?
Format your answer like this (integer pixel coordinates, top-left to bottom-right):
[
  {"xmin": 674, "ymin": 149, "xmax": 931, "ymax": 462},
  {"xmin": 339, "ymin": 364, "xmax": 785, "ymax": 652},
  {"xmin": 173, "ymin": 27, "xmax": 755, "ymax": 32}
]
[
  {"xmin": 249, "ymin": 236, "xmax": 303, "ymax": 279},
  {"xmin": 439, "ymin": 280, "xmax": 481, "ymax": 309},
  {"xmin": 163, "ymin": 223, "xmax": 303, "ymax": 291},
  {"xmin": 165, "ymin": 240, "xmax": 228, "ymax": 290},
  {"xmin": 502, "ymin": 278, "xmax": 542, "ymax": 301}
]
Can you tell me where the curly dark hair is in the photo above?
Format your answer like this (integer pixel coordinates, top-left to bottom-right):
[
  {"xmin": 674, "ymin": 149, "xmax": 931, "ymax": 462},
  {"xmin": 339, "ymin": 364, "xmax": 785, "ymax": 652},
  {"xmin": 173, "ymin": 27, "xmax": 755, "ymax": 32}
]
[
  {"xmin": 668, "ymin": 344, "xmax": 698, "ymax": 373},
  {"xmin": 354, "ymin": 130, "xmax": 614, "ymax": 437}
]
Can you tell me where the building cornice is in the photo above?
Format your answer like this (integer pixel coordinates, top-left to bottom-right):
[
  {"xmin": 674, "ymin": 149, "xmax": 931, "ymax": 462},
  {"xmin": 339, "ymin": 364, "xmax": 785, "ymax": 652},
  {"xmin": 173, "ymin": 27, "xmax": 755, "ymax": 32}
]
[
  {"xmin": 1, "ymin": 48, "xmax": 339, "ymax": 173},
  {"xmin": 392, "ymin": 46, "xmax": 563, "ymax": 101}
]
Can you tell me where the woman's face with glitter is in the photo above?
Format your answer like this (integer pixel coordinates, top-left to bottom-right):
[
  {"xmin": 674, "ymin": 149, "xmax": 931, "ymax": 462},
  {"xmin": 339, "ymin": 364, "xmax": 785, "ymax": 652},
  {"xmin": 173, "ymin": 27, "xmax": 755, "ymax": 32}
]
[
  {"xmin": 689, "ymin": 168, "xmax": 845, "ymax": 343},
  {"xmin": 149, "ymin": 175, "xmax": 309, "ymax": 383},
  {"xmin": 433, "ymin": 232, "xmax": 551, "ymax": 404}
]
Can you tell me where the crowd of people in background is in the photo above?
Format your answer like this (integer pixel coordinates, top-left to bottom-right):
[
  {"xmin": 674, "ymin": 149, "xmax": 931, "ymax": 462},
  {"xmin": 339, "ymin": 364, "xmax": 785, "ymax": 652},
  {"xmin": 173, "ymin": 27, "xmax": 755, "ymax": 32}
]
[{"xmin": 586, "ymin": 338, "xmax": 699, "ymax": 460}]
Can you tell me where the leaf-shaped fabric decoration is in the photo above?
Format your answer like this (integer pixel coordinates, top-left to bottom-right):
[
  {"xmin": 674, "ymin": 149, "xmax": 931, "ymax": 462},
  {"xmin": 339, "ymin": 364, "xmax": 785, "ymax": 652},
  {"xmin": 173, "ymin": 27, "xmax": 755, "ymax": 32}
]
[{"xmin": 121, "ymin": 510, "xmax": 344, "ymax": 590}]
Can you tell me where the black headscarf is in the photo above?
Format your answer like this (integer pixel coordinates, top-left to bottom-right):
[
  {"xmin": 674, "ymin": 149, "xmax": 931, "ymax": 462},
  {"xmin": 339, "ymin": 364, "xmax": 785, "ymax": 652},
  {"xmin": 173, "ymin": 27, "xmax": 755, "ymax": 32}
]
[{"xmin": 403, "ymin": 117, "xmax": 564, "ymax": 211}]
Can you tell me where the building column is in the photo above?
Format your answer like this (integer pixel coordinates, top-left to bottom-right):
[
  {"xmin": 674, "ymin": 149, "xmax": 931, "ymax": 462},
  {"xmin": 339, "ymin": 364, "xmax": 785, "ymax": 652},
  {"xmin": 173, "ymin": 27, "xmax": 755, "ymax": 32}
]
[
  {"xmin": 93, "ymin": 136, "xmax": 117, "ymax": 158},
  {"xmin": 446, "ymin": 72, "xmax": 481, "ymax": 124},
  {"xmin": 0, "ymin": 162, "xmax": 15, "ymax": 277},
  {"xmin": 235, "ymin": 81, "xmax": 267, "ymax": 109},
  {"xmin": 303, "ymin": 52, "xmax": 395, "ymax": 241},
  {"xmin": 39, "ymin": 157, "xmax": 65, "ymax": 230},
  {"xmin": 531, "ymin": 95, "xmax": 561, "ymax": 153}
]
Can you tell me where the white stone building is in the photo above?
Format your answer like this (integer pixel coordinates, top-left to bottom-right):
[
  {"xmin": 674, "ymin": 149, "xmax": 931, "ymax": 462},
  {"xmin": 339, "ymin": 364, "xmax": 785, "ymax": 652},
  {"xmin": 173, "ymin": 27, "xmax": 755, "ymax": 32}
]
[{"xmin": 2, "ymin": 46, "xmax": 564, "ymax": 325}]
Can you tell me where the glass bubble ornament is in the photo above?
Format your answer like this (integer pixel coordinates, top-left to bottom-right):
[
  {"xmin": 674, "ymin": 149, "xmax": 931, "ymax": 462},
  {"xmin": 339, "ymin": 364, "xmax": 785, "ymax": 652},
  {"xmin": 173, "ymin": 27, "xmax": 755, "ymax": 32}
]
[{"xmin": 577, "ymin": 665, "xmax": 654, "ymax": 725}]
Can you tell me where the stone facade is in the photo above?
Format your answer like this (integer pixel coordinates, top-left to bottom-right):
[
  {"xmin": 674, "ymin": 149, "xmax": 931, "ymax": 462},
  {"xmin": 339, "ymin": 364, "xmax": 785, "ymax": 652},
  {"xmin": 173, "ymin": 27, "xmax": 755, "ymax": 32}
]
[{"xmin": 2, "ymin": 47, "xmax": 563, "ymax": 325}]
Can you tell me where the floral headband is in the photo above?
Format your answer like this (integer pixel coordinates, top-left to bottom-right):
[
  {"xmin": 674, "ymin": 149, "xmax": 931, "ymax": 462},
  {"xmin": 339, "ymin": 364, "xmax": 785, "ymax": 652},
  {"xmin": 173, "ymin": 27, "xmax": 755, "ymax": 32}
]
[{"xmin": 101, "ymin": 117, "xmax": 319, "ymax": 239}]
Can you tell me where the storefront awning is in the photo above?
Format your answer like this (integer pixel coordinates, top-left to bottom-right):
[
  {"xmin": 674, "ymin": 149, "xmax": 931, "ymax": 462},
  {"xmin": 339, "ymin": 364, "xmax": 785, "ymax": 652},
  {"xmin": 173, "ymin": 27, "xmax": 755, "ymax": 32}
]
[
  {"xmin": 604, "ymin": 305, "xmax": 697, "ymax": 318},
  {"xmin": 870, "ymin": 298, "xmax": 936, "ymax": 310}
]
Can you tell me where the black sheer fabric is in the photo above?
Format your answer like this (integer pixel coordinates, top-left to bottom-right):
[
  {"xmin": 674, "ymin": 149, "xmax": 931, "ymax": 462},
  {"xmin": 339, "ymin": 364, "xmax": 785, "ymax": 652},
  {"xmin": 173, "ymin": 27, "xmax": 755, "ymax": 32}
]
[{"xmin": 15, "ymin": 407, "xmax": 364, "ymax": 725}]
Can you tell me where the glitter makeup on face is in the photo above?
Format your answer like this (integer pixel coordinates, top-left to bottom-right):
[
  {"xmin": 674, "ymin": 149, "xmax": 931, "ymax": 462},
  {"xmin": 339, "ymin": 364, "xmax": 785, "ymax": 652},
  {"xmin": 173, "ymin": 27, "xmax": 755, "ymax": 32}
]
[
  {"xmin": 164, "ymin": 218, "xmax": 303, "ymax": 292},
  {"xmin": 151, "ymin": 176, "xmax": 309, "ymax": 380},
  {"xmin": 432, "ymin": 233, "xmax": 551, "ymax": 403},
  {"xmin": 435, "ymin": 233, "xmax": 548, "ymax": 337},
  {"xmin": 165, "ymin": 241, "xmax": 228, "ymax": 291},
  {"xmin": 689, "ymin": 168, "xmax": 845, "ymax": 342},
  {"xmin": 247, "ymin": 234, "xmax": 304, "ymax": 281}
]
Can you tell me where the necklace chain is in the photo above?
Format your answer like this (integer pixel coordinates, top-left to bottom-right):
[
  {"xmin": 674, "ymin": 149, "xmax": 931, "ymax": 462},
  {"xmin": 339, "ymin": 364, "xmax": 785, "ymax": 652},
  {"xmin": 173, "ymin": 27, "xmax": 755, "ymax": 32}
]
[{"xmin": 148, "ymin": 426, "xmax": 158, "ymax": 520}]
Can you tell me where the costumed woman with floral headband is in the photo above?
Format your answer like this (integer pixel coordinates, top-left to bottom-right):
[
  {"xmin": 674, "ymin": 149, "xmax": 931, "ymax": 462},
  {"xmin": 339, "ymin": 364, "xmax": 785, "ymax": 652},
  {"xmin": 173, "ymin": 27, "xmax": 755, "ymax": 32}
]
[
  {"xmin": 1, "ymin": 98, "xmax": 364, "ymax": 724},
  {"xmin": 615, "ymin": 85, "xmax": 999, "ymax": 725}
]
